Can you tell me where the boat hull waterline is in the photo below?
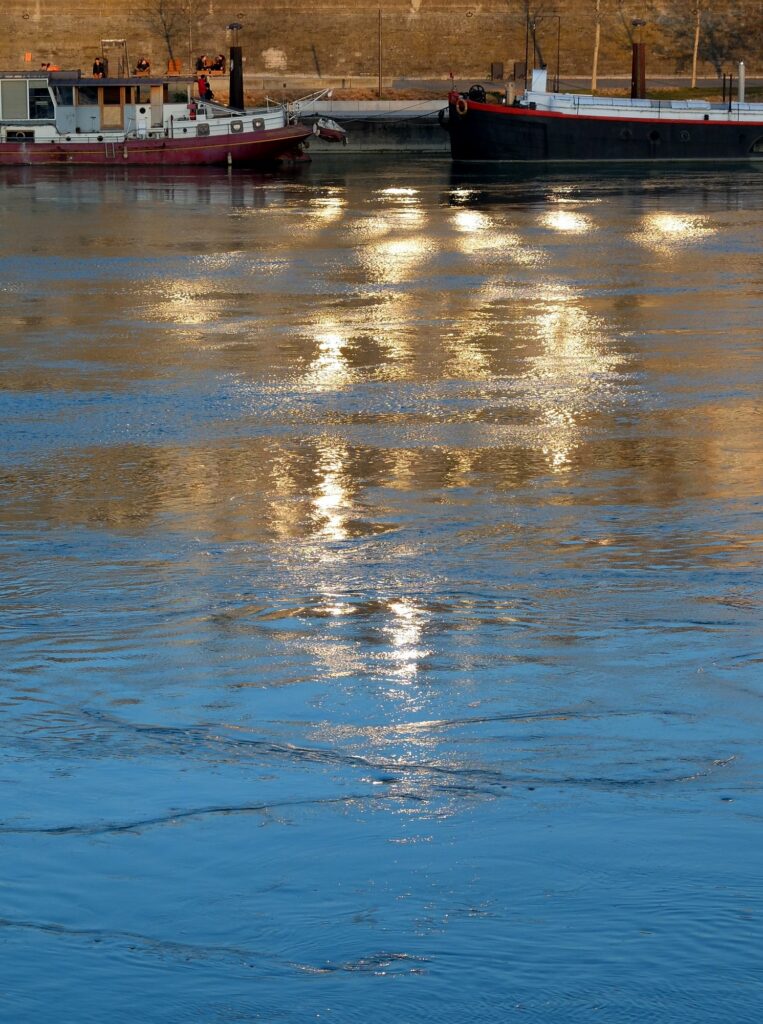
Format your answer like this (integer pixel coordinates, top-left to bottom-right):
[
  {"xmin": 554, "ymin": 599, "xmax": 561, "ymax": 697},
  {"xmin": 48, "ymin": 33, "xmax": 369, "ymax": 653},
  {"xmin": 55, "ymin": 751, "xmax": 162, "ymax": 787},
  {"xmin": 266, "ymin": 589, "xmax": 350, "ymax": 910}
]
[
  {"xmin": 0, "ymin": 125, "xmax": 311, "ymax": 166},
  {"xmin": 448, "ymin": 95, "xmax": 763, "ymax": 163}
]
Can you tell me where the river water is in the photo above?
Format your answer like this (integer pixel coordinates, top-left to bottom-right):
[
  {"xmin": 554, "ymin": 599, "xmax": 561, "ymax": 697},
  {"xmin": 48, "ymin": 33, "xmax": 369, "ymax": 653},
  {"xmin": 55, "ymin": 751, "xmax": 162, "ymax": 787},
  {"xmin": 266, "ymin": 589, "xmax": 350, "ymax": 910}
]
[{"xmin": 1, "ymin": 158, "xmax": 762, "ymax": 1022}]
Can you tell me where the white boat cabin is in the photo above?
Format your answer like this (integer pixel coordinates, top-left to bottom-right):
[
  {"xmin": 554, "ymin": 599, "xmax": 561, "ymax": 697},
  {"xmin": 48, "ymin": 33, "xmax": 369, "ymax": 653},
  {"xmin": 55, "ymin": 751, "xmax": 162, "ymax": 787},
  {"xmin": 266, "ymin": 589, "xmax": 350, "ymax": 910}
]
[
  {"xmin": 0, "ymin": 69, "xmax": 202, "ymax": 141},
  {"xmin": 0, "ymin": 68, "xmax": 305, "ymax": 156}
]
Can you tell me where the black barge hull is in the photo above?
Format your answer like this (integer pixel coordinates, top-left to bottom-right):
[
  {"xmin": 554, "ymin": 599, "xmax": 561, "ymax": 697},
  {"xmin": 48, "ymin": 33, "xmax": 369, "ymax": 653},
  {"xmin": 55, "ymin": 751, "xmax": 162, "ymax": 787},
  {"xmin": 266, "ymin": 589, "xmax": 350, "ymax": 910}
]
[{"xmin": 448, "ymin": 98, "xmax": 763, "ymax": 163}]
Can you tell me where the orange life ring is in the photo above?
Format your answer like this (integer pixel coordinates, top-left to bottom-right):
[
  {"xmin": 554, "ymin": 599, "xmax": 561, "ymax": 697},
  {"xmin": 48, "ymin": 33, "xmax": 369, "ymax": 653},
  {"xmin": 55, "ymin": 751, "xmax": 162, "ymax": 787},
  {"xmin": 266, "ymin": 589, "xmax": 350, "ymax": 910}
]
[{"xmin": 455, "ymin": 97, "xmax": 468, "ymax": 115}]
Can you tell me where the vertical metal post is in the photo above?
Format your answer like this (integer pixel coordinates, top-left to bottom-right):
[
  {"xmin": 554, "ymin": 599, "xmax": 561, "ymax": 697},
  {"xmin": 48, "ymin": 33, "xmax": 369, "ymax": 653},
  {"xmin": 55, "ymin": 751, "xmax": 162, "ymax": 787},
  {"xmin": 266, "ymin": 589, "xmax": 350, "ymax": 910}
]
[
  {"xmin": 228, "ymin": 21, "xmax": 244, "ymax": 111},
  {"xmin": 532, "ymin": 21, "xmax": 537, "ymax": 72},
  {"xmin": 630, "ymin": 19, "xmax": 647, "ymax": 100},
  {"xmin": 555, "ymin": 16, "xmax": 561, "ymax": 91},
  {"xmin": 378, "ymin": 9, "xmax": 382, "ymax": 99}
]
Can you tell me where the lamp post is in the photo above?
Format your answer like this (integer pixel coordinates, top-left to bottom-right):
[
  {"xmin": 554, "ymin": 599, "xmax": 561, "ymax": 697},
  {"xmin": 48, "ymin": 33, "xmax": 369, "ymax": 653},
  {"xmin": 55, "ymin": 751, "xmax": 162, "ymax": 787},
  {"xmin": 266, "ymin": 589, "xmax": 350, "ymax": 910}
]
[{"xmin": 630, "ymin": 18, "xmax": 646, "ymax": 99}]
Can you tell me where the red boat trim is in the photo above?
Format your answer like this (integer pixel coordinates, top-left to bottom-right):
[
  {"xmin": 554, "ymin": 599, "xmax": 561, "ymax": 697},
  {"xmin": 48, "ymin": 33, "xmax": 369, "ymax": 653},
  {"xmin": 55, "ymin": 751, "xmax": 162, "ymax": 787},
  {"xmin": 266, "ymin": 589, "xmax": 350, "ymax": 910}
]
[
  {"xmin": 463, "ymin": 99, "xmax": 763, "ymax": 129},
  {"xmin": 0, "ymin": 125, "xmax": 312, "ymax": 165}
]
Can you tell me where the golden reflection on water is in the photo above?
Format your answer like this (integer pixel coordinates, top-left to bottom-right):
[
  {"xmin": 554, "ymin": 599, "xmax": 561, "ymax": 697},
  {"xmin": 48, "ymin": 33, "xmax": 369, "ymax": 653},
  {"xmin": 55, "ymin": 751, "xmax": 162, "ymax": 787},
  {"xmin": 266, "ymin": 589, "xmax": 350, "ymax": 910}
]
[
  {"xmin": 301, "ymin": 329, "xmax": 355, "ymax": 392},
  {"xmin": 4, "ymin": 171, "xmax": 763, "ymax": 836},
  {"xmin": 450, "ymin": 208, "xmax": 539, "ymax": 265},
  {"xmin": 147, "ymin": 284, "xmax": 223, "ymax": 327},
  {"xmin": 311, "ymin": 437, "xmax": 354, "ymax": 542},
  {"xmin": 452, "ymin": 209, "xmax": 490, "ymax": 233},
  {"xmin": 372, "ymin": 293, "xmax": 418, "ymax": 377},
  {"xmin": 374, "ymin": 186, "xmax": 426, "ymax": 228},
  {"xmin": 360, "ymin": 235, "xmax": 431, "ymax": 284},
  {"xmin": 634, "ymin": 212, "xmax": 713, "ymax": 251},
  {"xmin": 3, "ymin": 172, "xmax": 761, "ymax": 562},
  {"xmin": 307, "ymin": 190, "xmax": 347, "ymax": 222},
  {"xmin": 442, "ymin": 334, "xmax": 492, "ymax": 380},
  {"xmin": 540, "ymin": 209, "xmax": 594, "ymax": 234},
  {"xmin": 344, "ymin": 214, "xmax": 394, "ymax": 241},
  {"xmin": 266, "ymin": 447, "xmax": 305, "ymax": 541},
  {"xmin": 525, "ymin": 294, "xmax": 627, "ymax": 473}
]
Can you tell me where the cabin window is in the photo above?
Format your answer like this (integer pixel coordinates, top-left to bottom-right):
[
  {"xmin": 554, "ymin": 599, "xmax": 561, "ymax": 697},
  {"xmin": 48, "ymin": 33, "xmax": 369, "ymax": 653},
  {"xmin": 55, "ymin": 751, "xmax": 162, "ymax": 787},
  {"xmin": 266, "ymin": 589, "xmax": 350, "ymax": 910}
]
[
  {"xmin": 77, "ymin": 86, "xmax": 99, "ymax": 106},
  {"xmin": 29, "ymin": 82, "xmax": 54, "ymax": 119},
  {"xmin": 0, "ymin": 80, "xmax": 29, "ymax": 119},
  {"xmin": 136, "ymin": 85, "xmax": 151, "ymax": 104},
  {"xmin": 52, "ymin": 85, "xmax": 74, "ymax": 106},
  {"xmin": 103, "ymin": 86, "xmax": 121, "ymax": 105}
]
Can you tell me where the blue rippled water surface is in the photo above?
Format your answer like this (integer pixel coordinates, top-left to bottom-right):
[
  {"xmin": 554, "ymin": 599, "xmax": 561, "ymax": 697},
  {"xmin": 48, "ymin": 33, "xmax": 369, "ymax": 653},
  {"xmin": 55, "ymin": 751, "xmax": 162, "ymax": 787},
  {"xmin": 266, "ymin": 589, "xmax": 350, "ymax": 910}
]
[{"xmin": 1, "ymin": 159, "xmax": 762, "ymax": 1023}]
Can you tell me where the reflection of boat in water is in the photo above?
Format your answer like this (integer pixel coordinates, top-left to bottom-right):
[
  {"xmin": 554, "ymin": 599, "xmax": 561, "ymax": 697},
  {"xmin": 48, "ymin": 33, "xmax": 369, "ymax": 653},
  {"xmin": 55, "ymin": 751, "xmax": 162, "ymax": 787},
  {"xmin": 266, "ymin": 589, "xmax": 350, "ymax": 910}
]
[
  {"xmin": 445, "ymin": 161, "xmax": 763, "ymax": 208},
  {"xmin": 448, "ymin": 52, "xmax": 763, "ymax": 164},
  {"xmin": 0, "ymin": 163, "xmax": 302, "ymax": 213},
  {"xmin": 0, "ymin": 68, "xmax": 313, "ymax": 167}
]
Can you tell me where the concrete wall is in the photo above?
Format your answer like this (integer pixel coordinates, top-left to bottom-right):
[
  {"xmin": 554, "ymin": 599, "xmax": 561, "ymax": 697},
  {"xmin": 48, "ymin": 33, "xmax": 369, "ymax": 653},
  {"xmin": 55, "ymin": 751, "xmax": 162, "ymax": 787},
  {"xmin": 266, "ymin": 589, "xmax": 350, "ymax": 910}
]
[{"xmin": 2, "ymin": 2, "xmax": 761, "ymax": 81}]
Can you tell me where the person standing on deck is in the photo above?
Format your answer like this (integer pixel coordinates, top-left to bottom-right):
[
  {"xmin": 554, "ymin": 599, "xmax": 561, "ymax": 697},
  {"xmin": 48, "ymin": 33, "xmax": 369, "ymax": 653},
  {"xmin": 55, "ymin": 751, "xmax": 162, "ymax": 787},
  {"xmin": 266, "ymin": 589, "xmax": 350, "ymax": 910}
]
[{"xmin": 198, "ymin": 74, "xmax": 214, "ymax": 102}]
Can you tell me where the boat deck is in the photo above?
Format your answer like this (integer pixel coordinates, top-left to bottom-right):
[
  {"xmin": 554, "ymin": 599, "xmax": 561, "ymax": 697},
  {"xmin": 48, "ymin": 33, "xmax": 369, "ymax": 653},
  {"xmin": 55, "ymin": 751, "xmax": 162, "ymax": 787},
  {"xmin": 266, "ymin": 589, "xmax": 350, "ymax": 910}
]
[{"xmin": 524, "ymin": 91, "xmax": 763, "ymax": 124}]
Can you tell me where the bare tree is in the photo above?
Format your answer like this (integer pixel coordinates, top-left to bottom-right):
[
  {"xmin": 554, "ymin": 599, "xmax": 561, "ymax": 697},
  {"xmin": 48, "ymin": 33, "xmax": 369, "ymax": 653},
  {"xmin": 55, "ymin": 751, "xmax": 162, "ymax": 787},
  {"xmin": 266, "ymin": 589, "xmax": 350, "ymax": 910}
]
[
  {"xmin": 613, "ymin": 1, "xmax": 662, "ymax": 48},
  {"xmin": 698, "ymin": 9, "xmax": 748, "ymax": 76},
  {"xmin": 659, "ymin": 0, "xmax": 749, "ymax": 79},
  {"xmin": 614, "ymin": 1, "xmax": 637, "ymax": 47},
  {"xmin": 517, "ymin": 0, "xmax": 552, "ymax": 70},
  {"xmin": 141, "ymin": 0, "xmax": 188, "ymax": 67}
]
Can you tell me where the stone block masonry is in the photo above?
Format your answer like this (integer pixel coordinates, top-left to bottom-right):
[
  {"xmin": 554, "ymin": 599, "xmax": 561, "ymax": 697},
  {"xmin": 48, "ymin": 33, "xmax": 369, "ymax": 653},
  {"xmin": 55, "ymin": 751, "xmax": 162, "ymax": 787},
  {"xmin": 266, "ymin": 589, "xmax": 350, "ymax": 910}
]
[{"xmin": 2, "ymin": 1, "xmax": 760, "ymax": 81}]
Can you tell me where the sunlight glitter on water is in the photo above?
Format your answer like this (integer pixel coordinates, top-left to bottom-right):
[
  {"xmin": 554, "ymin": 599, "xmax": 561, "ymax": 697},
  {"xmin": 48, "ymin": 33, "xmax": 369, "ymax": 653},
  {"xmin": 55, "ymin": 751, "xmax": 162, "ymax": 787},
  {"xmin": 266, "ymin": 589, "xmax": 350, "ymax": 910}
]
[{"xmin": 0, "ymin": 160, "xmax": 762, "ymax": 1024}]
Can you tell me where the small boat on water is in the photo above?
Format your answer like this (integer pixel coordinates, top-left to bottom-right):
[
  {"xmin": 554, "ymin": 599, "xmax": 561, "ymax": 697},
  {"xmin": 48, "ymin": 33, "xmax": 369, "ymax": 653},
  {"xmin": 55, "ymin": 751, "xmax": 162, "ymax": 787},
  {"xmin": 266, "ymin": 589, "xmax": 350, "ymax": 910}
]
[
  {"xmin": 0, "ymin": 68, "xmax": 312, "ymax": 167},
  {"xmin": 448, "ymin": 59, "xmax": 763, "ymax": 164}
]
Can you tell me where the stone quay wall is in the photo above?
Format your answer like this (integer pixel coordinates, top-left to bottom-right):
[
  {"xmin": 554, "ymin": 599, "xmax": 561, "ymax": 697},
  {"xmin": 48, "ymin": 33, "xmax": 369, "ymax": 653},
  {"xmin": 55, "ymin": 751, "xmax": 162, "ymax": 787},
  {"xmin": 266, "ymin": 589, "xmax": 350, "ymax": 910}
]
[{"xmin": 2, "ymin": 2, "xmax": 761, "ymax": 82}]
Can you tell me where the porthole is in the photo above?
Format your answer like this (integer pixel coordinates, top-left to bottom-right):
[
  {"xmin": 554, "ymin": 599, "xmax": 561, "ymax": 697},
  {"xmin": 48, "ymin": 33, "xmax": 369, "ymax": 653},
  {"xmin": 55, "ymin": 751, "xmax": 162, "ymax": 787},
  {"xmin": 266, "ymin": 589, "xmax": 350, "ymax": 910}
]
[
  {"xmin": 620, "ymin": 128, "xmax": 632, "ymax": 140},
  {"xmin": 680, "ymin": 129, "xmax": 690, "ymax": 142},
  {"xmin": 230, "ymin": 119, "xmax": 244, "ymax": 133},
  {"xmin": 649, "ymin": 129, "xmax": 660, "ymax": 142}
]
